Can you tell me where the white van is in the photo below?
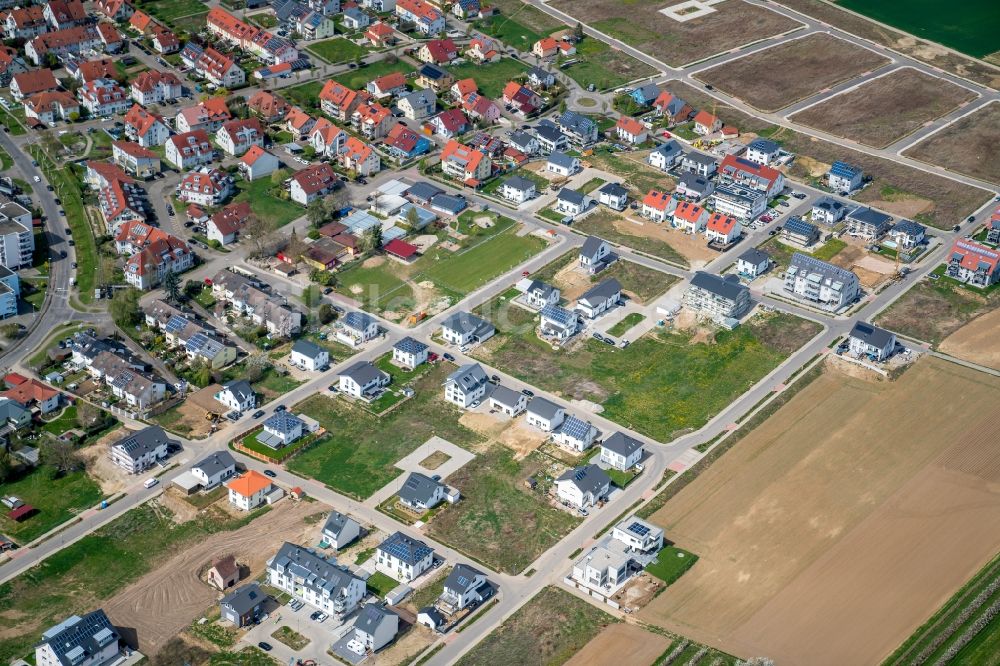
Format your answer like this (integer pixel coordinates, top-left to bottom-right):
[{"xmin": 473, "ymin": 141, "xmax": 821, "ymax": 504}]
[{"xmin": 143, "ymin": 478, "xmax": 159, "ymax": 489}]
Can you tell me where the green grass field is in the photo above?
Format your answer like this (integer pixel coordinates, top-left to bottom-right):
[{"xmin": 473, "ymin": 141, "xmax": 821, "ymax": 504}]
[
  {"xmin": 645, "ymin": 546, "xmax": 698, "ymax": 585},
  {"xmin": 0, "ymin": 466, "xmax": 103, "ymax": 544},
  {"xmin": 365, "ymin": 571, "xmax": 398, "ymax": 597},
  {"xmin": 446, "ymin": 58, "xmax": 530, "ymax": 99},
  {"xmin": 607, "ymin": 312, "xmax": 645, "ymax": 337},
  {"xmin": 456, "ymin": 586, "xmax": 616, "ymax": 665},
  {"xmin": 562, "ymin": 38, "xmax": 658, "ymax": 91},
  {"xmin": 837, "ymin": 0, "xmax": 999, "ymax": 58},
  {"xmin": 474, "ymin": 15, "xmax": 543, "ymax": 51},
  {"xmin": 233, "ymin": 178, "xmax": 302, "ymax": 228},
  {"xmin": 333, "ymin": 60, "xmax": 415, "ymax": 93},
  {"xmin": 422, "ymin": 227, "xmax": 545, "ymax": 294},
  {"xmin": 427, "ymin": 447, "xmax": 580, "ymax": 574},
  {"xmin": 282, "ymin": 81, "xmax": 325, "ymax": 112},
  {"xmin": 306, "ymin": 38, "xmax": 370, "ymax": 64},
  {"xmin": 481, "ymin": 168, "xmax": 549, "ymax": 197},
  {"xmin": 288, "ymin": 363, "xmax": 484, "ymax": 498}
]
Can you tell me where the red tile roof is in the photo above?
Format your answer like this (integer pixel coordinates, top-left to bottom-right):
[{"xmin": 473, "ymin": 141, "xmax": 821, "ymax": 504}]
[
  {"xmin": 384, "ymin": 239, "xmax": 418, "ymax": 259},
  {"xmin": 642, "ymin": 189, "xmax": 672, "ymax": 211},
  {"xmin": 12, "ymin": 69, "xmax": 58, "ymax": 95}
]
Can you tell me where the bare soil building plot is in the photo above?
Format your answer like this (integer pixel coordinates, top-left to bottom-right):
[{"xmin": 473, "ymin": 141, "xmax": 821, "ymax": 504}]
[
  {"xmin": 638, "ymin": 358, "xmax": 1000, "ymax": 665},
  {"xmin": 550, "ymin": 0, "xmax": 802, "ymax": 67},
  {"xmin": 789, "ymin": 67, "xmax": 978, "ymax": 148},
  {"xmin": 695, "ymin": 33, "xmax": 891, "ymax": 112},
  {"xmin": 903, "ymin": 101, "xmax": 1000, "ymax": 186}
]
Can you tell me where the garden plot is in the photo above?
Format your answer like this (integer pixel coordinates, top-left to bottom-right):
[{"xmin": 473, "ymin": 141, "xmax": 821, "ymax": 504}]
[
  {"xmin": 640, "ymin": 357, "xmax": 1000, "ymax": 665},
  {"xmin": 695, "ymin": 34, "xmax": 891, "ymax": 112}
]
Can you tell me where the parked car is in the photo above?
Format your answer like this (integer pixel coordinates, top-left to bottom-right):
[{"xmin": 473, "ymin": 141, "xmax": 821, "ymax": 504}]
[
  {"xmin": 443, "ymin": 353, "xmax": 455, "ymax": 362},
  {"xmin": 274, "ymin": 405, "xmax": 287, "ymax": 412},
  {"xmin": 263, "ymin": 469, "xmax": 277, "ymax": 478},
  {"xmin": 257, "ymin": 642, "xmax": 273, "ymax": 652},
  {"xmin": 252, "ymin": 410, "xmax": 265, "ymax": 419},
  {"xmin": 521, "ymin": 388, "xmax": 534, "ymax": 397}
]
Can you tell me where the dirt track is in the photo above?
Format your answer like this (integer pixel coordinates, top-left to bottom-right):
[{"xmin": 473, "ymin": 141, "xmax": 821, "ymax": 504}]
[
  {"xmin": 104, "ymin": 500, "xmax": 321, "ymax": 654},
  {"xmin": 568, "ymin": 623, "xmax": 669, "ymax": 666},
  {"xmin": 640, "ymin": 358, "xmax": 1000, "ymax": 665},
  {"xmin": 939, "ymin": 307, "xmax": 1000, "ymax": 370}
]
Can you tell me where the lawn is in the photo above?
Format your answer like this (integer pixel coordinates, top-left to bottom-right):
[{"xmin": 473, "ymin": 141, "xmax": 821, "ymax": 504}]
[
  {"xmin": 481, "ymin": 168, "xmax": 548, "ymax": 197},
  {"xmin": 812, "ymin": 238, "xmax": 847, "ymax": 262},
  {"xmin": 474, "ymin": 14, "xmax": 543, "ymax": 51},
  {"xmin": 0, "ymin": 502, "xmax": 266, "ymax": 662},
  {"xmin": 421, "ymin": 226, "xmax": 546, "ymax": 294},
  {"xmin": 446, "ymin": 58, "xmax": 530, "ymax": 99},
  {"xmin": 585, "ymin": 148, "xmax": 678, "ymax": 199},
  {"xmin": 233, "ymin": 178, "xmax": 302, "ymax": 228},
  {"xmin": 644, "ymin": 546, "xmax": 698, "ymax": 585},
  {"xmin": 607, "ymin": 313, "xmax": 645, "ymax": 337},
  {"xmin": 333, "ymin": 60, "xmax": 415, "ymax": 93},
  {"xmin": 560, "ymin": 37, "xmax": 658, "ymax": 91},
  {"xmin": 474, "ymin": 305, "xmax": 822, "ymax": 440},
  {"xmin": 0, "ymin": 466, "xmax": 103, "ymax": 544},
  {"xmin": 572, "ymin": 210, "xmax": 689, "ymax": 268},
  {"xmin": 426, "ymin": 447, "xmax": 580, "ymax": 574},
  {"xmin": 456, "ymin": 586, "xmax": 616, "ymax": 666},
  {"xmin": 287, "ymin": 363, "xmax": 484, "ymax": 498},
  {"xmin": 365, "ymin": 571, "xmax": 398, "ymax": 598},
  {"xmin": 0, "ymin": 106, "xmax": 25, "ymax": 135},
  {"xmin": 306, "ymin": 37, "xmax": 370, "ymax": 64},
  {"xmin": 281, "ymin": 81, "xmax": 325, "ymax": 112},
  {"xmin": 271, "ymin": 626, "xmax": 310, "ymax": 651}
]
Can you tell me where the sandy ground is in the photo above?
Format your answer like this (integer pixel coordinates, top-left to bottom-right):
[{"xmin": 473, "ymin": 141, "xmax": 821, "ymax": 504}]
[
  {"xmin": 859, "ymin": 196, "xmax": 934, "ymax": 219},
  {"xmin": 368, "ymin": 620, "xmax": 435, "ymax": 666},
  {"xmin": 610, "ymin": 572, "xmax": 665, "ymax": 611},
  {"xmin": 104, "ymin": 499, "xmax": 323, "ymax": 655},
  {"xmin": 830, "ymin": 244, "xmax": 894, "ymax": 290},
  {"xmin": 620, "ymin": 215, "xmax": 718, "ymax": 267},
  {"xmin": 458, "ymin": 412, "xmax": 548, "ymax": 459},
  {"xmin": 77, "ymin": 429, "xmax": 134, "ymax": 494},
  {"xmin": 939, "ymin": 307, "xmax": 1000, "ymax": 370},
  {"xmin": 551, "ymin": 262, "xmax": 596, "ymax": 302},
  {"xmin": 568, "ymin": 623, "xmax": 670, "ymax": 666},
  {"xmin": 640, "ymin": 357, "xmax": 1000, "ymax": 665}
]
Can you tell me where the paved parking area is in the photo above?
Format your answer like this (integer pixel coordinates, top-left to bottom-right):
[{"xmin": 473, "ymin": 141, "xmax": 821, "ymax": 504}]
[{"xmin": 240, "ymin": 598, "xmax": 353, "ymax": 666}]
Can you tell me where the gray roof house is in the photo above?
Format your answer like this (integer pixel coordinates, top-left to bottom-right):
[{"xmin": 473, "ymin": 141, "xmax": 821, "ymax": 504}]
[
  {"xmin": 440, "ymin": 311, "xmax": 495, "ymax": 345},
  {"xmin": 440, "ymin": 563, "xmax": 491, "ymax": 612},
  {"xmin": 500, "ymin": 174, "xmax": 537, "ymax": 203},
  {"xmin": 268, "ymin": 542, "xmax": 366, "ymax": 615},
  {"xmin": 398, "ymin": 472, "xmax": 446, "ymax": 511},
  {"xmin": 677, "ymin": 172, "xmax": 714, "ymax": 200},
  {"xmin": 684, "ymin": 271, "xmax": 752, "ymax": 320},
  {"xmin": 109, "ymin": 425, "xmax": 176, "ymax": 474},
  {"xmin": 376, "ymin": 531, "xmax": 435, "ymax": 582},
  {"xmin": 343, "ymin": 311, "xmax": 379, "ymax": 335},
  {"xmin": 290, "ymin": 339, "xmax": 328, "ymax": 369},
  {"xmin": 649, "ymin": 140, "xmax": 683, "ymax": 170},
  {"xmin": 534, "ymin": 123, "xmax": 567, "ymax": 150},
  {"xmin": 351, "ymin": 603, "xmax": 399, "ymax": 653},
  {"xmin": 220, "ymin": 582, "xmax": 266, "ymax": 627},
  {"xmin": 811, "ymin": 195, "xmax": 848, "ymax": 224},
  {"xmin": 784, "ymin": 253, "xmax": 861, "ymax": 311},
  {"xmin": 407, "ymin": 181, "xmax": 443, "ymax": 204},
  {"xmin": 34, "ymin": 610, "xmax": 121, "ymax": 666},
  {"xmin": 547, "ymin": 150, "xmax": 578, "ymax": 172},
  {"xmin": 579, "ymin": 235, "xmax": 613, "ymax": 273},
  {"xmin": 597, "ymin": 182, "xmax": 628, "ymax": 211},
  {"xmin": 527, "ymin": 66, "xmax": 555, "ymax": 88},
  {"xmin": 539, "ymin": 303, "xmax": 580, "ymax": 340},
  {"xmin": 523, "ymin": 279, "xmax": 559, "ymax": 308},
  {"xmin": 555, "ymin": 464, "xmax": 611, "ymax": 507},
  {"xmin": 600, "ymin": 431, "xmax": 645, "ymax": 470},
  {"xmin": 190, "ymin": 450, "xmax": 237, "ymax": 488},
  {"xmin": 488, "ymin": 384, "xmax": 527, "ymax": 416},
  {"xmin": 338, "ymin": 360, "xmax": 390, "ymax": 399},
  {"xmin": 322, "ymin": 511, "xmax": 361, "ymax": 550},
  {"xmin": 557, "ymin": 110, "xmax": 598, "ymax": 144},
  {"xmin": 736, "ymin": 247, "xmax": 771, "ymax": 278},
  {"xmin": 257, "ymin": 412, "xmax": 305, "ymax": 448},
  {"xmin": 444, "ymin": 362, "xmax": 489, "ymax": 407},
  {"xmin": 848, "ymin": 321, "xmax": 897, "ymax": 361},
  {"xmin": 215, "ymin": 379, "xmax": 256, "ymax": 412},
  {"xmin": 508, "ymin": 130, "xmax": 539, "ymax": 155},
  {"xmin": 555, "ymin": 187, "xmax": 589, "ymax": 216},
  {"xmin": 681, "ymin": 151, "xmax": 718, "ymax": 177},
  {"xmin": 526, "ymin": 396, "xmax": 565, "ymax": 431},
  {"xmin": 576, "ymin": 278, "xmax": 622, "ymax": 319},
  {"xmin": 847, "ymin": 206, "xmax": 893, "ymax": 239}
]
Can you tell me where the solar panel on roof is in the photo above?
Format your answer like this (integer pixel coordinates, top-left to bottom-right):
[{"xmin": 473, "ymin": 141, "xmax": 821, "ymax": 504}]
[
  {"xmin": 628, "ymin": 521, "xmax": 650, "ymax": 537},
  {"xmin": 165, "ymin": 315, "xmax": 188, "ymax": 334}
]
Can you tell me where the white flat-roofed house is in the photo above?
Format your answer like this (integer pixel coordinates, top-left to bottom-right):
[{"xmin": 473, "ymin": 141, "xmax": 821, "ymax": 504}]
[
  {"xmin": 600, "ymin": 432, "xmax": 644, "ymax": 470},
  {"xmin": 572, "ymin": 540, "xmax": 631, "ymax": 592},
  {"xmin": 525, "ymin": 397, "xmax": 564, "ymax": 432},
  {"xmin": 612, "ymin": 515, "xmax": 664, "ymax": 553}
]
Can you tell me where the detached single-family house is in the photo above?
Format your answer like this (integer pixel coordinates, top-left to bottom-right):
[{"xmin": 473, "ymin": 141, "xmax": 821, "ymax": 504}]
[
  {"xmin": 398, "ymin": 472, "xmax": 447, "ymax": 511},
  {"xmin": 488, "ymin": 384, "xmax": 527, "ymax": 417},
  {"xmin": 680, "ymin": 152, "xmax": 717, "ymax": 178},
  {"xmin": 290, "ymin": 339, "xmax": 329, "ymax": 372},
  {"xmin": 555, "ymin": 188, "xmax": 589, "ymax": 217},
  {"xmin": 220, "ymin": 583, "xmax": 266, "ymax": 627},
  {"xmin": 191, "ymin": 450, "xmax": 237, "ymax": 490},
  {"xmin": 673, "ymin": 201, "xmax": 709, "ymax": 233},
  {"xmin": 322, "ymin": 511, "xmax": 361, "ymax": 550},
  {"xmin": 215, "ymin": 380, "xmax": 256, "ymax": 413},
  {"xmin": 693, "ymin": 110, "xmax": 721, "ymax": 135},
  {"xmin": 736, "ymin": 248, "xmax": 770, "ymax": 279},
  {"xmin": 828, "ymin": 161, "xmax": 863, "ymax": 194},
  {"xmin": 109, "ymin": 425, "xmax": 174, "ymax": 474},
  {"xmin": 649, "ymin": 140, "xmax": 683, "ymax": 171},
  {"xmin": 392, "ymin": 337, "xmax": 429, "ymax": 369},
  {"xmin": 888, "ymin": 219, "xmax": 926, "ymax": 250},
  {"xmin": 745, "ymin": 138, "xmax": 780, "ymax": 165},
  {"xmin": 439, "ymin": 564, "xmax": 491, "ymax": 613},
  {"xmin": 534, "ymin": 123, "xmax": 567, "ymax": 154},
  {"xmin": 579, "ymin": 236, "xmax": 612, "ymax": 273},
  {"xmin": 811, "ymin": 196, "xmax": 848, "ymax": 225},
  {"xmin": 443, "ymin": 363, "xmax": 489, "ymax": 408},
  {"xmin": 499, "ymin": 175, "xmax": 537, "ymax": 204},
  {"xmin": 398, "ymin": 89, "xmax": 436, "ymax": 120},
  {"xmin": 677, "ymin": 173, "xmax": 714, "ymax": 201},
  {"xmin": 600, "ymin": 432, "xmax": 644, "ymax": 470},
  {"xmin": 440, "ymin": 312, "xmax": 494, "ymax": 346},
  {"xmin": 848, "ymin": 321, "xmax": 896, "ymax": 362},
  {"xmin": 526, "ymin": 396, "xmax": 564, "ymax": 432},
  {"xmin": 523, "ymin": 279, "xmax": 560, "ymax": 309},
  {"xmin": 576, "ymin": 278, "xmax": 621, "ymax": 319},
  {"xmin": 782, "ymin": 216, "xmax": 821, "ymax": 248},
  {"xmin": 348, "ymin": 604, "xmax": 399, "ymax": 655},
  {"xmin": 705, "ymin": 212, "xmax": 742, "ymax": 246},
  {"xmin": 34, "ymin": 611, "xmax": 123, "ymax": 666},
  {"xmin": 552, "ymin": 415, "xmax": 598, "ymax": 452},
  {"xmin": 508, "ymin": 130, "xmax": 539, "ymax": 156},
  {"xmin": 612, "ymin": 515, "xmax": 663, "ymax": 553},
  {"xmin": 376, "ymin": 531, "xmax": 434, "ymax": 582},
  {"xmin": 239, "ymin": 145, "xmax": 280, "ymax": 181},
  {"xmin": 256, "ymin": 413, "xmax": 307, "ymax": 450},
  {"xmin": 538, "ymin": 304, "xmax": 580, "ymax": 341},
  {"xmin": 615, "ymin": 116, "xmax": 648, "ymax": 145},
  {"xmin": 555, "ymin": 464, "xmax": 611, "ymax": 508},
  {"xmin": 846, "ymin": 207, "xmax": 892, "ymax": 240},
  {"xmin": 597, "ymin": 182, "xmax": 628, "ymax": 211},
  {"xmin": 341, "ymin": 311, "xmax": 380, "ymax": 345},
  {"xmin": 338, "ymin": 361, "xmax": 390, "ymax": 399},
  {"xmin": 546, "ymin": 151, "xmax": 579, "ymax": 177}
]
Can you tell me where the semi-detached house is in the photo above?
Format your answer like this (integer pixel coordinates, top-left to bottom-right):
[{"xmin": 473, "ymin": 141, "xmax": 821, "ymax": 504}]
[
  {"xmin": 130, "ymin": 70, "xmax": 182, "ymax": 105},
  {"xmin": 217, "ymin": 118, "xmax": 265, "ymax": 156},
  {"xmin": 289, "ymin": 163, "xmax": 340, "ymax": 205}
]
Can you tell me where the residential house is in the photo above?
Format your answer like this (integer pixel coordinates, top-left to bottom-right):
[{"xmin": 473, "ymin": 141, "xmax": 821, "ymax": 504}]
[
  {"xmin": 784, "ymin": 253, "xmax": 862, "ymax": 310},
  {"xmin": 641, "ymin": 189, "xmax": 676, "ymax": 222},
  {"xmin": 215, "ymin": 380, "xmax": 257, "ymax": 414},
  {"xmin": 4, "ymin": 6, "xmax": 48, "ymax": 41},
  {"xmin": 526, "ymin": 396, "xmax": 564, "ymax": 432},
  {"xmin": 440, "ymin": 312, "xmax": 494, "ymax": 347},
  {"xmin": 109, "ymin": 425, "xmax": 174, "ymax": 473},
  {"xmin": 418, "ymin": 38, "xmax": 457, "ymax": 64},
  {"xmin": 123, "ymin": 104, "xmax": 169, "ymax": 147},
  {"xmin": 10, "ymin": 69, "xmax": 58, "ymax": 102},
  {"xmin": 206, "ymin": 8, "xmax": 299, "ymax": 64},
  {"xmin": 828, "ymin": 160, "xmax": 863, "ymax": 194},
  {"xmin": 338, "ymin": 360, "xmax": 390, "ymax": 399},
  {"xmin": 579, "ymin": 236, "xmax": 612, "ymax": 273},
  {"xmin": 676, "ymin": 172, "xmax": 714, "ymax": 201},
  {"xmin": 256, "ymin": 413, "xmax": 306, "ymax": 449},
  {"xmin": 846, "ymin": 206, "xmax": 892, "ymax": 240},
  {"xmin": 34, "ymin": 611, "xmax": 122, "ymax": 666},
  {"xmin": 693, "ymin": 109, "xmax": 721, "ymax": 135},
  {"xmin": 680, "ymin": 151, "xmax": 717, "ymax": 177},
  {"xmin": 70, "ymin": 58, "xmax": 118, "ymax": 84},
  {"xmin": 461, "ymin": 91, "xmax": 501, "ymax": 123},
  {"xmin": 552, "ymin": 415, "xmax": 598, "ymax": 452},
  {"xmin": 684, "ymin": 271, "xmax": 752, "ymax": 319},
  {"xmin": 366, "ymin": 21, "xmax": 396, "ymax": 47},
  {"xmin": 467, "ymin": 35, "xmax": 502, "ymax": 63},
  {"xmin": 811, "ymin": 196, "xmax": 848, "ymax": 225},
  {"xmin": 207, "ymin": 555, "xmax": 239, "ymax": 590},
  {"xmin": 96, "ymin": 0, "xmax": 135, "ymax": 21},
  {"xmin": 384, "ymin": 122, "xmax": 431, "ymax": 161},
  {"xmin": 289, "ymin": 163, "xmax": 340, "ymax": 205},
  {"xmin": 673, "ymin": 201, "xmax": 709, "ymax": 233},
  {"xmin": 348, "ymin": 605, "xmax": 399, "ymax": 655},
  {"xmin": 44, "ymin": 0, "xmax": 87, "ymax": 30},
  {"xmin": 24, "ymin": 90, "xmax": 78, "ymax": 126},
  {"xmin": 322, "ymin": 511, "xmax": 361, "ymax": 550},
  {"xmin": 630, "ymin": 83, "xmax": 660, "ymax": 106},
  {"xmin": 247, "ymin": 90, "xmax": 290, "ymax": 123},
  {"xmin": 503, "ymin": 81, "xmax": 543, "ymax": 116},
  {"xmin": 175, "ymin": 98, "xmax": 232, "ymax": 134},
  {"xmin": 600, "ymin": 432, "xmax": 644, "ymax": 470},
  {"xmin": 290, "ymin": 340, "xmax": 329, "ymax": 371},
  {"xmin": 546, "ymin": 151, "xmax": 579, "ymax": 177},
  {"xmin": 367, "ymin": 71, "xmax": 408, "ymax": 99},
  {"xmin": 745, "ymin": 138, "xmax": 780, "ymax": 165},
  {"xmin": 112, "ymin": 141, "xmax": 160, "ymax": 179},
  {"xmin": 488, "ymin": 385, "xmax": 528, "ymax": 417},
  {"xmin": 376, "ymin": 531, "xmax": 434, "ymax": 582},
  {"xmin": 615, "ymin": 116, "xmax": 648, "ymax": 145},
  {"xmin": 443, "ymin": 363, "xmax": 488, "ymax": 408},
  {"xmin": 183, "ymin": 44, "xmax": 245, "ymax": 88},
  {"xmin": 507, "ymin": 130, "xmax": 539, "ymax": 156},
  {"xmin": 781, "ymin": 216, "xmax": 821, "ymax": 248},
  {"xmin": 452, "ymin": 0, "xmax": 482, "ymax": 19},
  {"xmin": 440, "ymin": 140, "xmax": 490, "ymax": 185},
  {"xmin": 341, "ymin": 310, "xmax": 380, "ymax": 344},
  {"xmin": 555, "ymin": 188, "xmax": 589, "ymax": 217},
  {"xmin": 711, "ymin": 184, "xmax": 765, "ymax": 221},
  {"xmin": 310, "ymin": 120, "xmax": 348, "ymax": 158},
  {"xmin": 115, "ymin": 221, "xmax": 193, "ymax": 290},
  {"xmin": 705, "ymin": 212, "xmax": 742, "ymax": 245},
  {"xmin": 499, "ymin": 175, "xmax": 536, "ymax": 204},
  {"xmin": 192, "ymin": 451, "xmax": 238, "ymax": 489},
  {"xmin": 648, "ymin": 140, "xmax": 683, "ymax": 171},
  {"xmin": 431, "ymin": 108, "xmax": 468, "ymax": 139},
  {"xmin": 177, "ymin": 168, "xmax": 234, "ymax": 207},
  {"xmin": 0, "ymin": 47, "xmax": 28, "ymax": 88},
  {"xmin": 342, "ymin": 6, "xmax": 369, "ymax": 30},
  {"xmin": 534, "ymin": 123, "xmax": 568, "ymax": 153},
  {"xmin": 284, "ymin": 106, "xmax": 316, "ymax": 140},
  {"xmin": 612, "ymin": 515, "xmax": 663, "ymax": 552},
  {"xmin": 130, "ymin": 70, "xmax": 182, "ymax": 106},
  {"xmin": 576, "ymin": 278, "xmax": 621, "ymax": 319},
  {"xmin": 946, "ymin": 239, "xmax": 1000, "ymax": 287},
  {"xmin": 439, "ymin": 564, "xmax": 490, "ymax": 613},
  {"xmin": 77, "ymin": 78, "xmax": 130, "ymax": 117},
  {"xmin": 398, "ymin": 472, "xmax": 447, "ymax": 511},
  {"xmin": 523, "ymin": 279, "xmax": 560, "ymax": 309},
  {"xmin": 395, "ymin": 0, "xmax": 445, "ymax": 35},
  {"xmin": 848, "ymin": 321, "xmax": 897, "ymax": 361},
  {"xmin": 397, "ymin": 89, "xmax": 436, "ymax": 121},
  {"xmin": 165, "ymin": 130, "xmax": 216, "ymax": 169},
  {"xmin": 392, "ymin": 337, "xmax": 428, "ymax": 369},
  {"xmin": 217, "ymin": 118, "xmax": 264, "ymax": 156},
  {"xmin": 653, "ymin": 90, "xmax": 693, "ymax": 124},
  {"xmin": 557, "ymin": 111, "xmax": 598, "ymax": 145},
  {"xmin": 267, "ymin": 542, "xmax": 366, "ymax": 615},
  {"xmin": 151, "ymin": 26, "xmax": 179, "ymax": 54},
  {"xmin": 26, "ymin": 25, "xmax": 103, "ymax": 65},
  {"xmin": 220, "ymin": 583, "xmax": 265, "ymax": 627},
  {"xmin": 319, "ymin": 80, "xmax": 368, "ymax": 121},
  {"xmin": 206, "ymin": 201, "xmax": 252, "ymax": 245},
  {"xmin": 736, "ymin": 247, "xmax": 770, "ymax": 279},
  {"xmin": 555, "ymin": 464, "xmax": 611, "ymax": 508},
  {"xmin": 450, "ymin": 77, "xmax": 478, "ymax": 102},
  {"xmin": 571, "ymin": 540, "xmax": 631, "ymax": 593},
  {"xmin": 353, "ymin": 102, "xmax": 393, "ymax": 139},
  {"xmin": 887, "ymin": 219, "xmax": 925, "ymax": 250},
  {"xmin": 339, "ymin": 137, "xmax": 381, "ymax": 177},
  {"xmin": 718, "ymin": 154, "xmax": 784, "ymax": 199},
  {"xmin": 538, "ymin": 304, "xmax": 580, "ymax": 341},
  {"xmin": 238, "ymin": 145, "xmax": 279, "ymax": 181}
]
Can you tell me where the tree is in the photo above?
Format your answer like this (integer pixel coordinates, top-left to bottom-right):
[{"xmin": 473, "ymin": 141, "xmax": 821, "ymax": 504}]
[
  {"xmin": 574, "ymin": 22, "xmax": 584, "ymax": 40},
  {"xmin": 362, "ymin": 225, "xmax": 383, "ymax": 253},
  {"xmin": 243, "ymin": 214, "xmax": 278, "ymax": 259},
  {"xmin": 40, "ymin": 440, "xmax": 82, "ymax": 477},
  {"xmin": 0, "ymin": 448, "xmax": 14, "ymax": 483},
  {"xmin": 323, "ymin": 188, "xmax": 350, "ymax": 217},
  {"xmin": 0, "ymin": 323, "xmax": 20, "ymax": 339},
  {"xmin": 405, "ymin": 205, "xmax": 421, "ymax": 228},
  {"xmin": 270, "ymin": 167, "xmax": 289, "ymax": 186},
  {"xmin": 163, "ymin": 270, "xmax": 181, "ymax": 303},
  {"xmin": 285, "ymin": 228, "xmax": 306, "ymax": 260},
  {"xmin": 76, "ymin": 401, "xmax": 103, "ymax": 430},
  {"xmin": 244, "ymin": 352, "xmax": 271, "ymax": 382},
  {"xmin": 318, "ymin": 303, "xmax": 335, "ymax": 324},
  {"xmin": 306, "ymin": 198, "xmax": 328, "ymax": 227},
  {"xmin": 110, "ymin": 288, "xmax": 141, "ymax": 329}
]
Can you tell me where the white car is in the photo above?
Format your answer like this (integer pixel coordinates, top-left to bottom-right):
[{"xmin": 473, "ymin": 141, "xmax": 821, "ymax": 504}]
[
  {"xmin": 33, "ymin": 176, "xmax": 40, "ymax": 182},
  {"xmin": 143, "ymin": 478, "xmax": 159, "ymax": 489}
]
